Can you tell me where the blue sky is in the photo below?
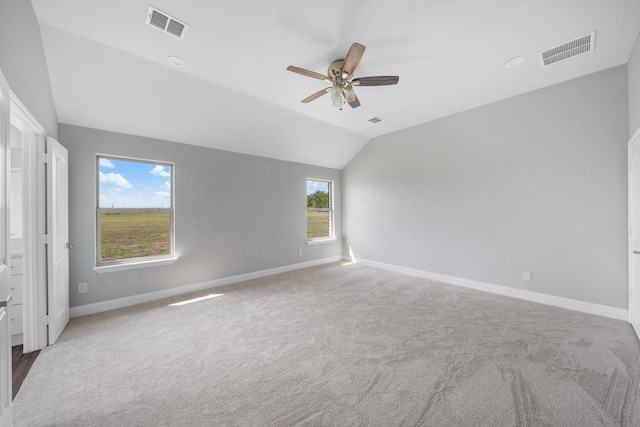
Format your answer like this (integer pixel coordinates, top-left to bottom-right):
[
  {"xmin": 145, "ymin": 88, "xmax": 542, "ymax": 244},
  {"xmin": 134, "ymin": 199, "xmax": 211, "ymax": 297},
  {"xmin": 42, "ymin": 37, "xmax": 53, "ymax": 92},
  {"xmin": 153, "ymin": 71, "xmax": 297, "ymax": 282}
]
[
  {"xmin": 98, "ymin": 157, "xmax": 172, "ymax": 208},
  {"xmin": 306, "ymin": 179, "xmax": 329, "ymax": 195}
]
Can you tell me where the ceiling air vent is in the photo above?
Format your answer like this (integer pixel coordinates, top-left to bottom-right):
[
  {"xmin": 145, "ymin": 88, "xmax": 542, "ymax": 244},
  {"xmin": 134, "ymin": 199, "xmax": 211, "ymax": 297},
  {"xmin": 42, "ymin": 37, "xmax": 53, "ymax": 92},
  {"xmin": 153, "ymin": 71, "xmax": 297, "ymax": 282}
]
[
  {"xmin": 368, "ymin": 117, "xmax": 383, "ymax": 124},
  {"xmin": 146, "ymin": 6, "xmax": 188, "ymax": 40},
  {"xmin": 540, "ymin": 32, "xmax": 595, "ymax": 66}
]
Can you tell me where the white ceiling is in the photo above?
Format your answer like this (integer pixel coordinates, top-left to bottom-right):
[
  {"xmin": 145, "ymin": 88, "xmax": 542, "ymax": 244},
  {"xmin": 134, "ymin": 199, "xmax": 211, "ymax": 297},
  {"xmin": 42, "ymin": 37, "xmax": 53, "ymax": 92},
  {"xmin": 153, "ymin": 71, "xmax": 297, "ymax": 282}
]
[{"xmin": 31, "ymin": 0, "xmax": 640, "ymax": 169}]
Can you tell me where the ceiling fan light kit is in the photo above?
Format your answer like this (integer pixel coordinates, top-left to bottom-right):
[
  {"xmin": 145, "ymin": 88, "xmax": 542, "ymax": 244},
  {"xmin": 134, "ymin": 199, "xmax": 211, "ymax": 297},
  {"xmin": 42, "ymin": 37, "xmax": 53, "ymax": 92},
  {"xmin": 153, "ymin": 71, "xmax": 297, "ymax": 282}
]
[
  {"xmin": 331, "ymin": 85, "xmax": 342, "ymax": 107},
  {"xmin": 287, "ymin": 42, "xmax": 399, "ymax": 109},
  {"xmin": 344, "ymin": 86, "xmax": 356, "ymax": 103}
]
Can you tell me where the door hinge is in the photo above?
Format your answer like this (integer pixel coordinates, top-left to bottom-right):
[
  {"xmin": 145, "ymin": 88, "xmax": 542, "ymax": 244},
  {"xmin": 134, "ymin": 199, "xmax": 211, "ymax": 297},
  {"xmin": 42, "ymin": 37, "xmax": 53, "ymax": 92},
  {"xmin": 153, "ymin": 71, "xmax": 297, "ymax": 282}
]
[
  {"xmin": 38, "ymin": 153, "xmax": 52, "ymax": 164},
  {"xmin": 44, "ymin": 315, "xmax": 49, "ymax": 325},
  {"xmin": 39, "ymin": 234, "xmax": 53, "ymax": 245}
]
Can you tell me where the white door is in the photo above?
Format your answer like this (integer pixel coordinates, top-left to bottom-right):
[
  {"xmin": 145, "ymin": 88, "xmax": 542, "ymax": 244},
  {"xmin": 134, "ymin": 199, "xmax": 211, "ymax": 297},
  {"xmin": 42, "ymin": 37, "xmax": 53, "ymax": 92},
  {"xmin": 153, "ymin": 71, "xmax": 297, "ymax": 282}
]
[
  {"xmin": 0, "ymin": 70, "xmax": 13, "ymax": 427},
  {"xmin": 46, "ymin": 137, "xmax": 69, "ymax": 344},
  {"xmin": 629, "ymin": 128, "xmax": 640, "ymax": 340}
]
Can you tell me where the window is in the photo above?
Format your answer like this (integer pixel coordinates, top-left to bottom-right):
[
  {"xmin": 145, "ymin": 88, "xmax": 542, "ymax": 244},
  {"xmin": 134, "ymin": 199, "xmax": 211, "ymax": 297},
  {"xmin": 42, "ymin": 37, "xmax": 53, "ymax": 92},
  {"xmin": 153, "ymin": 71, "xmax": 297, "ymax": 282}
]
[
  {"xmin": 96, "ymin": 155, "xmax": 174, "ymax": 266},
  {"xmin": 306, "ymin": 179, "xmax": 333, "ymax": 241}
]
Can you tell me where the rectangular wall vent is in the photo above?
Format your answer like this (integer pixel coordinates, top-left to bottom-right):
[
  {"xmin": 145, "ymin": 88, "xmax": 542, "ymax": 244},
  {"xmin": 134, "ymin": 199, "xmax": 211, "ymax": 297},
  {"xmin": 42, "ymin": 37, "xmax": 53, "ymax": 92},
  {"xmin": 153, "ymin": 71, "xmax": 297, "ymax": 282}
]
[
  {"xmin": 368, "ymin": 117, "xmax": 383, "ymax": 124},
  {"xmin": 540, "ymin": 32, "xmax": 595, "ymax": 66},
  {"xmin": 146, "ymin": 6, "xmax": 188, "ymax": 40}
]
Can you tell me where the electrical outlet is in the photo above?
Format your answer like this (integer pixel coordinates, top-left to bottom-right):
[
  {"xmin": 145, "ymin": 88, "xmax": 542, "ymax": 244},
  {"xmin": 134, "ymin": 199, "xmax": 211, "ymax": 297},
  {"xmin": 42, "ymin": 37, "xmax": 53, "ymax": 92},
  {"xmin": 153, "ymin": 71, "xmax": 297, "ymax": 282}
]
[
  {"xmin": 298, "ymin": 250, "xmax": 302, "ymax": 257},
  {"xmin": 78, "ymin": 282, "xmax": 88, "ymax": 293},
  {"xmin": 522, "ymin": 271, "xmax": 532, "ymax": 281}
]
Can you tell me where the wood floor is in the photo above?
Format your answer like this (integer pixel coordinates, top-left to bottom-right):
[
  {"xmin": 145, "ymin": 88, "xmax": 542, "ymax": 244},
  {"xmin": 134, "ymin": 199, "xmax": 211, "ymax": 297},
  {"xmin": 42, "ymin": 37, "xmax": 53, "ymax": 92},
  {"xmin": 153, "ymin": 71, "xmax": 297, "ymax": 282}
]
[{"xmin": 12, "ymin": 345, "xmax": 40, "ymax": 400}]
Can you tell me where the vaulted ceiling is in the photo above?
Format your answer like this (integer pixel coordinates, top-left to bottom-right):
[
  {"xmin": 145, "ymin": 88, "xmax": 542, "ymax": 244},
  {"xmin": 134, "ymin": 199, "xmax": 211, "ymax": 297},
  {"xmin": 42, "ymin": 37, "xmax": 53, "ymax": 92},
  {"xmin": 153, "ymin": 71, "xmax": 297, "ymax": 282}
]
[{"xmin": 31, "ymin": 0, "xmax": 640, "ymax": 169}]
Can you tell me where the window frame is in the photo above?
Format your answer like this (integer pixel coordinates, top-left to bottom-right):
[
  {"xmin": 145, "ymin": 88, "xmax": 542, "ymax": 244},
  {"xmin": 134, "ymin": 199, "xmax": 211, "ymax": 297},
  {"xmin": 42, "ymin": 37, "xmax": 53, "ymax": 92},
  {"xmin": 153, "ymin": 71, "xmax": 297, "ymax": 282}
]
[
  {"xmin": 95, "ymin": 154, "xmax": 176, "ymax": 269},
  {"xmin": 306, "ymin": 178, "xmax": 334, "ymax": 243}
]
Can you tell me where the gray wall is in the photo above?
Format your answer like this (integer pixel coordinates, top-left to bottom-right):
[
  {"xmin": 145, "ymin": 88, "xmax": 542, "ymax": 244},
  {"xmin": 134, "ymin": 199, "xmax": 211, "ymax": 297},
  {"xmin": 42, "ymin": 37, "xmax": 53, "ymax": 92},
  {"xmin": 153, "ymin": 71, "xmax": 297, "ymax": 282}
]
[
  {"xmin": 0, "ymin": 0, "xmax": 58, "ymax": 138},
  {"xmin": 60, "ymin": 124, "xmax": 342, "ymax": 307},
  {"xmin": 343, "ymin": 65, "xmax": 629, "ymax": 309},
  {"xmin": 630, "ymin": 33, "xmax": 640, "ymax": 136}
]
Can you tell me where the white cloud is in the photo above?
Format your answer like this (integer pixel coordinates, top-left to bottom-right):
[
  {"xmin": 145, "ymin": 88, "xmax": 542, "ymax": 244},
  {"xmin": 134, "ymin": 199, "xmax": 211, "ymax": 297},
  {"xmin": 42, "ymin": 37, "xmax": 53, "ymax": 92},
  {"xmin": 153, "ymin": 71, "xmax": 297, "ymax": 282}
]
[
  {"xmin": 99, "ymin": 158, "xmax": 115, "ymax": 168},
  {"xmin": 99, "ymin": 172, "xmax": 132, "ymax": 188},
  {"xmin": 155, "ymin": 191, "xmax": 171, "ymax": 198},
  {"xmin": 151, "ymin": 165, "xmax": 170, "ymax": 177}
]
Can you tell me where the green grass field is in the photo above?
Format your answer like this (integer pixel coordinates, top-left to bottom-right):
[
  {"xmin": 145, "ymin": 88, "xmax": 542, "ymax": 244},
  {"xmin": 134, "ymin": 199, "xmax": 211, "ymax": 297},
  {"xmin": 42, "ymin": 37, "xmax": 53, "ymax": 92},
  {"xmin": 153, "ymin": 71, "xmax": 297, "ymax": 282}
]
[
  {"xmin": 100, "ymin": 211, "xmax": 171, "ymax": 261},
  {"xmin": 307, "ymin": 210, "xmax": 330, "ymax": 239}
]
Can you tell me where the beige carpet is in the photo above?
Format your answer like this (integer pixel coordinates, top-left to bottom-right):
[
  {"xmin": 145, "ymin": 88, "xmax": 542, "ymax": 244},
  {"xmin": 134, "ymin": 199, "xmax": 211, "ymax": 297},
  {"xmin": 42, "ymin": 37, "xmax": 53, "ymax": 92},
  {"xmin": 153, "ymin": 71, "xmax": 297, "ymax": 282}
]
[{"xmin": 12, "ymin": 262, "xmax": 640, "ymax": 426}]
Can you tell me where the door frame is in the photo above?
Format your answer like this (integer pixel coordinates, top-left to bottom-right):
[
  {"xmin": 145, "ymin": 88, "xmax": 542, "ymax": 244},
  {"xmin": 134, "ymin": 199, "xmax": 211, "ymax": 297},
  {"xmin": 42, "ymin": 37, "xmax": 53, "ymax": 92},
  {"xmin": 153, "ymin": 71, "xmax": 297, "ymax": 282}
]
[
  {"xmin": 0, "ymin": 68, "xmax": 12, "ymax": 427},
  {"xmin": 9, "ymin": 94, "xmax": 48, "ymax": 351},
  {"xmin": 628, "ymin": 125, "xmax": 640, "ymax": 339}
]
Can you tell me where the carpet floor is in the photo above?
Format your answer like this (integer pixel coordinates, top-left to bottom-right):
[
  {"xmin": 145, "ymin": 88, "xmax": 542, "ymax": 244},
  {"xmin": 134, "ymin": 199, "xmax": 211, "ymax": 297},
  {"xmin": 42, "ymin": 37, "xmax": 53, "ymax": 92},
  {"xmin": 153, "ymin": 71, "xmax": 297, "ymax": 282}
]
[{"xmin": 12, "ymin": 262, "xmax": 640, "ymax": 426}]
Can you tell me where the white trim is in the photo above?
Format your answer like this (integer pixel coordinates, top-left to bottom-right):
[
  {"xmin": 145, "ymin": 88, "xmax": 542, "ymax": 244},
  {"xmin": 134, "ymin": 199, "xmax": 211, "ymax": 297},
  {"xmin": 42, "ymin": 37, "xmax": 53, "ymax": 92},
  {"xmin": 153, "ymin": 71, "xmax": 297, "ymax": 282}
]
[
  {"xmin": 9, "ymin": 93, "xmax": 46, "ymax": 135},
  {"xmin": 353, "ymin": 257, "xmax": 629, "ymax": 321},
  {"xmin": 306, "ymin": 238, "xmax": 337, "ymax": 246},
  {"xmin": 93, "ymin": 257, "xmax": 178, "ymax": 274},
  {"xmin": 0, "ymin": 72, "xmax": 11, "ymax": 427},
  {"xmin": 71, "ymin": 256, "xmax": 343, "ymax": 318}
]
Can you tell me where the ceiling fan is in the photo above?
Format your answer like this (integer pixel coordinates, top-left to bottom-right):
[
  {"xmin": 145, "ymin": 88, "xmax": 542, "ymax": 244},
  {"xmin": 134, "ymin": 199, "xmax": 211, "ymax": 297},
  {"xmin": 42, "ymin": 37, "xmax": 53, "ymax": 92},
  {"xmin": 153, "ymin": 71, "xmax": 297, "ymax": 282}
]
[{"xmin": 287, "ymin": 42, "xmax": 399, "ymax": 109}]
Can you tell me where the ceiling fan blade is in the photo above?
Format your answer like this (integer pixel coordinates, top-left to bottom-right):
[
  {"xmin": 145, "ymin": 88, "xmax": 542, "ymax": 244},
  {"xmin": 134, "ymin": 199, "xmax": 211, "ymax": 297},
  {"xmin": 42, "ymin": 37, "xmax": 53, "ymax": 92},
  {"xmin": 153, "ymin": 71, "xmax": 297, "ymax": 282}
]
[
  {"xmin": 287, "ymin": 66, "xmax": 332, "ymax": 83},
  {"xmin": 347, "ymin": 94, "xmax": 361, "ymax": 109},
  {"xmin": 301, "ymin": 87, "xmax": 332, "ymax": 103},
  {"xmin": 352, "ymin": 76, "xmax": 400, "ymax": 86},
  {"xmin": 341, "ymin": 43, "xmax": 366, "ymax": 78}
]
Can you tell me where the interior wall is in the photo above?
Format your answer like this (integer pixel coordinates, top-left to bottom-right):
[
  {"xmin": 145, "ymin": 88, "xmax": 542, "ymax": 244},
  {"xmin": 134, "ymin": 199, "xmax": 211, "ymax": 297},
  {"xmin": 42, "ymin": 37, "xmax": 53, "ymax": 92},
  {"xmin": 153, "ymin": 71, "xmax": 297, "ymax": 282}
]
[
  {"xmin": 343, "ymin": 65, "xmax": 629, "ymax": 309},
  {"xmin": 59, "ymin": 124, "xmax": 342, "ymax": 308},
  {"xmin": 629, "ymin": 32, "xmax": 640, "ymax": 136},
  {"xmin": 0, "ymin": 0, "xmax": 58, "ymax": 138}
]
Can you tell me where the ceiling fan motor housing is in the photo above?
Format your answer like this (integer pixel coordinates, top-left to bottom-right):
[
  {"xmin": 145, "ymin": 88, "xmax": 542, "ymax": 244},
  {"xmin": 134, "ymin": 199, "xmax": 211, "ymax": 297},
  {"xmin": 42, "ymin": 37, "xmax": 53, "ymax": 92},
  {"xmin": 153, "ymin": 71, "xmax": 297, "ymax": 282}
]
[{"xmin": 329, "ymin": 60, "xmax": 346, "ymax": 81}]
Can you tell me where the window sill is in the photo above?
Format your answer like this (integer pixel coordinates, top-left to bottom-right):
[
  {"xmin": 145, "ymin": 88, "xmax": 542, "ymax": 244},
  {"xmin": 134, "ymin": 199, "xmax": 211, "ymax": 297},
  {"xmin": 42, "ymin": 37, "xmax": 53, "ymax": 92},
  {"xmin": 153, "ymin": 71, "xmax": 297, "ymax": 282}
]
[
  {"xmin": 306, "ymin": 238, "xmax": 337, "ymax": 246},
  {"xmin": 93, "ymin": 257, "xmax": 178, "ymax": 274}
]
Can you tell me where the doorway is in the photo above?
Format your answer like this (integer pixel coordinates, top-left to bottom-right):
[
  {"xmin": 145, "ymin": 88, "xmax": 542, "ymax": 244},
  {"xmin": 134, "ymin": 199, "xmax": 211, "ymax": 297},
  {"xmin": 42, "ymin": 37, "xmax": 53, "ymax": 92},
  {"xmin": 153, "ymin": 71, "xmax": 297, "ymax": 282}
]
[
  {"xmin": 9, "ymin": 123, "xmax": 24, "ymax": 347},
  {"xmin": 9, "ymin": 95, "xmax": 49, "ymax": 355}
]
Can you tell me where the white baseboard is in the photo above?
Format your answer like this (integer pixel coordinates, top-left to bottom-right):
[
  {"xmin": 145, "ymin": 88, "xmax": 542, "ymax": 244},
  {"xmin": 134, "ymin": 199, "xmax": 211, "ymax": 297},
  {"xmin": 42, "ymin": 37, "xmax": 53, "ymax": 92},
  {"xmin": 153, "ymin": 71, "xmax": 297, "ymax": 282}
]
[
  {"xmin": 70, "ymin": 256, "xmax": 343, "ymax": 318},
  {"xmin": 72, "ymin": 255, "xmax": 629, "ymax": 322},
  {"xmin": 353, "ymin": 257, "xmax": 629, "ymax": 321}
]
